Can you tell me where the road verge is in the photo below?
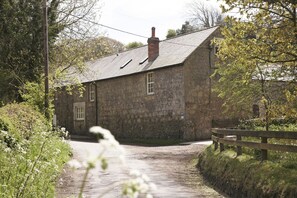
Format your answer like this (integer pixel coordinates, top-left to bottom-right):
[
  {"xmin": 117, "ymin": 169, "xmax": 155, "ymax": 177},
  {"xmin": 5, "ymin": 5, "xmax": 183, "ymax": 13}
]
[{"xmin": 197, "ymin": 146, "xmax": 297, "ymax": 197}]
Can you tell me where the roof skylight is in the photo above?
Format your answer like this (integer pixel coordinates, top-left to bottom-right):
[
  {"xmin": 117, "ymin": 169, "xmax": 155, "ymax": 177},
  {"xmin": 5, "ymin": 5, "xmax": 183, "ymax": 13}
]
[
  {"xmin": 120, "ymin": 59, "xmax": 132, "ymax": 69},
  {"xmin": 139, "ymin": 57, "xmax": 148, "ymax": 65}
]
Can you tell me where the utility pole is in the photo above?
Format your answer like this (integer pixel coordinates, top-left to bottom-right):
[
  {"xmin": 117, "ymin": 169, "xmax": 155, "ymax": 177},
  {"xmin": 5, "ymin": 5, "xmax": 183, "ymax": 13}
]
[{"xmin": 43, "ymin": 0, "xmax": 50, "ymax": 120}]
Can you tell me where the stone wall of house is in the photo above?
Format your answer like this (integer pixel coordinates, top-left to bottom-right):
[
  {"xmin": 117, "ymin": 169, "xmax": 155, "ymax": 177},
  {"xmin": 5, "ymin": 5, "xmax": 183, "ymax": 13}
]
[
  {"xmin": 183, "ymin": 40, "xmax": 213, "ymax": 140},
  {"xmin": 181, "ymin": 28, "xmax": 238, "ymax": 140},
  {"xmin": 55, "ymin": 88, "xmax": 75, "ymax": 134},
  {"xmin": 95, "ymin": 66, "xmax": 185, "ymax": 139},
  {"xmin": 55, "ymin": 85, "xmax": 97, "ymax": 136}
]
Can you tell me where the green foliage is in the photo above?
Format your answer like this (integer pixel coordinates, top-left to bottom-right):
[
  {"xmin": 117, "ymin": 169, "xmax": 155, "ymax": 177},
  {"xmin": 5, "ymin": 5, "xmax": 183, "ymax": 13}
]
[
  {"xmin": 0, "ymin": 0, "xmax": 62, "ymax": 103},
  {"xmin": 198, "ymin": 146, "xmax": 297, "ymax": 197},
  {"xmin": 213, "ymin": 0, "xmax": 297, "ymax": 128},
  {"xmin": 19, "ymin": 80, "xmax": 56, "ymax": 120},
  {"xmin": 166, "ymin": 29, "xmax": 177, "ymax": 39},
  {"xmin": 238, "ymin": 118, "xmax": 297, "ymax": 131},
  {"xmin": 0, "ymin": 131, "xmax": 71, "ymax": 197},
  {"xmin": 19, "ymin": 81, "xmax": 45, "ymax": 113},
  {"xmin": 0, "ymin": 0, "xmax": 102, "ymax": 105},
  {"xmin": 125, "ymin": 41, "xmax": 144, "ymax": 50},
  {"xmin": 0, "ymin": 103, "xmax": 50, "ymax": 140},
  {"xmin": 280, "ymin": 87, "xmax": 297, "ymax": 119},
  {"xmin": 52, "ymin": 37, "xmax": 124, "ymax": 68},
  {"xmin": 167, "ymin": 21, "xmax": 197, "ymax": 39},
  {"xmin": 0, "ymin": 103, "xmax": 71, "ymax": 197},
  {"xmin": 176, "ymin": 21, "xmax": 195, "ymax": 35}
]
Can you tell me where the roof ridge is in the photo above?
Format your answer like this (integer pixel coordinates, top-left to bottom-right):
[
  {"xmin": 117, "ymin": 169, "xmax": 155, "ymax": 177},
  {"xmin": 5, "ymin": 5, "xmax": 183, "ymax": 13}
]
[{"xmin": 161, "ymin": 26, "xmax": 220, "ymax": 42}]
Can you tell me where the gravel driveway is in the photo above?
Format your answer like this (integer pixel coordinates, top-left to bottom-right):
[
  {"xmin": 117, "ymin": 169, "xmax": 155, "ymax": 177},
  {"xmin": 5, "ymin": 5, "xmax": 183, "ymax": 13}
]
[{"xmin": 56, "ymin": 140, "xmax": 225, "ymax": 198}]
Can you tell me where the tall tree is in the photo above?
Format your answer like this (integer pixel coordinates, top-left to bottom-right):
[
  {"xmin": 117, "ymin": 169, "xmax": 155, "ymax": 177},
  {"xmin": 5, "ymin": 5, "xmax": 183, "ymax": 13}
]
[
  {"xmin": 0, "ymin": 0, "xmax": 57, "ymax": 102},
  {"xmin": 0, "ymin": 0, "xmax": 100, "ymax": 104},
  {"xmin": 213, "ymin": 0, "xmax": 297, "ymax": 129},
  {"xmin": 166, "ymin": 29, "xmax": 177, "ymax": 39},
  {"xmin": 186, "ymin": 0, "xmax": 223, "ymax": 28},
  {"xmin": 176, "ymin": 21, "xmax": 196, "ymax": 35}
]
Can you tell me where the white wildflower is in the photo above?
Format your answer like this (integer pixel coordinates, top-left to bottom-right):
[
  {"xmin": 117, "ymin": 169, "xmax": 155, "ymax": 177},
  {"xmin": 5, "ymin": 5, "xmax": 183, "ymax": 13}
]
[
  {"xmin": 142, "ymin": 174, "xmax": 150, "ymax": 182},
  {"xmin": 146, "ymin": 194, "xmax": 153, "ymax": 198},
  {"xmin": 68, "ymin": 159, "xmax": 82, "ymax": 169},
  {"xmin": 55, "ymin": 148, "xmax": 61, "ymax": 155},
  {"xmin": 34, "ymin": 168, "xmax": 40, "ymax": 173},
  {"xmin": 149, "ymin": 183, "xmax": 157, "ymax": 191},
  {"xmin": 0, "ymin": 130, "xmax": 8, "ymax": 135},
  {"xmin": 129, "ymin": 169, "xmax": 141, "ymax": 177},
  {"xmin": 84, "ymin": 153, "xmax": 99, "ymax": 169},
  {"xmin": 89, "ymin": 126, "xmax": 111, "ymax": 137},
  {"xmin": 61, "ymin": 127, "xmax": 66, "ymax": 132},
  {"xmin": 90, "ymin": 126, "xmax": 125, "ymax": 154},
  {"xmin": 123, "ymin": 170, "xmax": 156, "ymax": 198}
]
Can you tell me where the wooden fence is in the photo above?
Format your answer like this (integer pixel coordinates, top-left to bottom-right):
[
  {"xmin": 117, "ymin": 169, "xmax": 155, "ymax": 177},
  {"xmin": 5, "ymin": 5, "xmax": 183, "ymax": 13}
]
[{"xmin": 212, "ymin": 128, "xmax": 297, "ymax": 161}]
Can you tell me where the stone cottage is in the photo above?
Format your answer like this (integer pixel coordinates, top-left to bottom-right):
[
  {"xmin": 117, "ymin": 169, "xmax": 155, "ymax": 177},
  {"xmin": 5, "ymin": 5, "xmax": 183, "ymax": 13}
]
[{"xmin": 55, "ymin": 26, "xmax": 230, "ymax": 140}]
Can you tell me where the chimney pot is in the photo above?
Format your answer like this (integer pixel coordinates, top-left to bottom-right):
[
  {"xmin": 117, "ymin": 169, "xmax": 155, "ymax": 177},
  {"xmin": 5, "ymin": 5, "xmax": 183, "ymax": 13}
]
[{"xmin": 151, "ymin": 27, "xmax": 155, "ymax": 38}]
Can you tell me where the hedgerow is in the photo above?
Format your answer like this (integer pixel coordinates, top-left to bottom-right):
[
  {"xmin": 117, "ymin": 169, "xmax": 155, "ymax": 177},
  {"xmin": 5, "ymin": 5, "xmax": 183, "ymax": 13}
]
[{"xmin": 0, "ymin": 103, "xmax": 71, "ymax": 197}]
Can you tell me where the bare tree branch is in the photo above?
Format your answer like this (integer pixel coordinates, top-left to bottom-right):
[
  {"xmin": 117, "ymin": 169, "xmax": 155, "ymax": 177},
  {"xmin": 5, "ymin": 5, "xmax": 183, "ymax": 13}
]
[{"xmin": 186, "ymin": 0, "xmax": 223, "ymax": 28}]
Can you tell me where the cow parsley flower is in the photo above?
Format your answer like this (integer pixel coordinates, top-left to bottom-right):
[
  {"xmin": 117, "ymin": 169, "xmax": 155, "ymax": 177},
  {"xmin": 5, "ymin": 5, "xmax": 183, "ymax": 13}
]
[
  {"xmin": 89, "ymin": 126, "xmax": 125, "ymax": 154},
  {"xmin": 89, "ymin": 126, "xmax": 111, "ymax": 137},
  {"xmin": 67, "ymin": 159, "xmax": 82, "ymax": 169},
  {"xmin": 122, "ymin": 170, "xmax": 156, "ymax": 198}
]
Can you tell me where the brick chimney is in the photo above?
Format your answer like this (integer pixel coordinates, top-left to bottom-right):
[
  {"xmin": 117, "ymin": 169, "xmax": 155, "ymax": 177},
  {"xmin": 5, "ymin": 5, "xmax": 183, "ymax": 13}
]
[{"xmin": 147, "ymin": 27, "xmax": 159, "ymax": 62}]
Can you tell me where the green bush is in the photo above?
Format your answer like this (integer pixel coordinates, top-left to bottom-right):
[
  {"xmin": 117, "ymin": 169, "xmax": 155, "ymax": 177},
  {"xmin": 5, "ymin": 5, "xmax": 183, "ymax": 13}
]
[
  {"xmin": 0, "ymin": 103, "xmax": 50, "ymax": 140},
  {"xmin": 0, "ymin": 103, "xmax": 71, "ymax": 197},
  {"xmin": 238, "ymin": 118, "xmax": 297, "ymax": 131}
]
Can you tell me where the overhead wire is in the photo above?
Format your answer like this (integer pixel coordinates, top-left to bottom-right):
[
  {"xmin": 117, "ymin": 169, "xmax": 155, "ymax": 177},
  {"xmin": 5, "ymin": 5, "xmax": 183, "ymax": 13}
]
[
  {"xmin": 61, "ymin": 11, "xmax": 203, "ymax": 48},
  {"xmin": 62, "ymin": 11, "xmax": 149, "ymax": 39}
]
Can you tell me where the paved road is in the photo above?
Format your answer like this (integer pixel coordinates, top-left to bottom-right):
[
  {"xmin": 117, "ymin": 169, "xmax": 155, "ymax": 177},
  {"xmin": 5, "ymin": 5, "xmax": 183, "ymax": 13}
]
[{"xmin": 56, "ymin": 140, "xmax": 225, "ymax": 198}]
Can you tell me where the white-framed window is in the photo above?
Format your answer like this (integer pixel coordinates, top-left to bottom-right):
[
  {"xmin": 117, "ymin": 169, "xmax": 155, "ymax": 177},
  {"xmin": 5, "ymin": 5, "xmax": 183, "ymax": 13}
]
[
  {"xmin": 89, "ymin": 84, "xmax": 95, "ymax": 102},
  {"xmin": 147, "ymin": 72, "xmax": 154, "ymax": 95},
  {"xmin": 73, "ymin": 102, "xmax": 85, "ymax": 120}
]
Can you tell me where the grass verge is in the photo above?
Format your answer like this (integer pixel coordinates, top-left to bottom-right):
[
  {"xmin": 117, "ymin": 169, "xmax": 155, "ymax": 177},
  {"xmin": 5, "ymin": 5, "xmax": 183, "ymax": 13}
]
[{"xmin": 197, "ymin": 146, "xmax": 297, "ymax": 198}]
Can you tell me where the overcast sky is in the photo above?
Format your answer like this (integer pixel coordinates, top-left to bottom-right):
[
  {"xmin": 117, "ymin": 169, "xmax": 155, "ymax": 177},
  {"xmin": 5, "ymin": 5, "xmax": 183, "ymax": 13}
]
[{"xmin": 99, "ymin": 0, "xmax": 221, "ymax": 45}]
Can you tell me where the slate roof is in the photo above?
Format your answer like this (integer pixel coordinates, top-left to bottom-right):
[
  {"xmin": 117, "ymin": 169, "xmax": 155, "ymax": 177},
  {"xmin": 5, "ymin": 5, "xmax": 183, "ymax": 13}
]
[{"xmin": 62, "ymin": 26, "xmax": 219, "ymax": 85}]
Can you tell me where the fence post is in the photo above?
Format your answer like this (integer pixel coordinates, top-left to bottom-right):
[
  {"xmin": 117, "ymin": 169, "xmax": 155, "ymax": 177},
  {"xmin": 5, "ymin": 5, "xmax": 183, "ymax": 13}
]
[
  {"xmin": 261, "ymin": 137, "xmax": 268, "ymax": 161},
  {"xmin": 214, "ymin": 139, "xmax": 218, "ymax": 150},
  {"xmin": 213, "ymin": 131, "xmax": 218, "ymax": 150},
  {"xmin": 219, "ymin": 134, "xmax": 224, "ymax": 152},
  {"xmin": 236, "ymin": 135, "xmax": 242, "ymax": 156}
]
